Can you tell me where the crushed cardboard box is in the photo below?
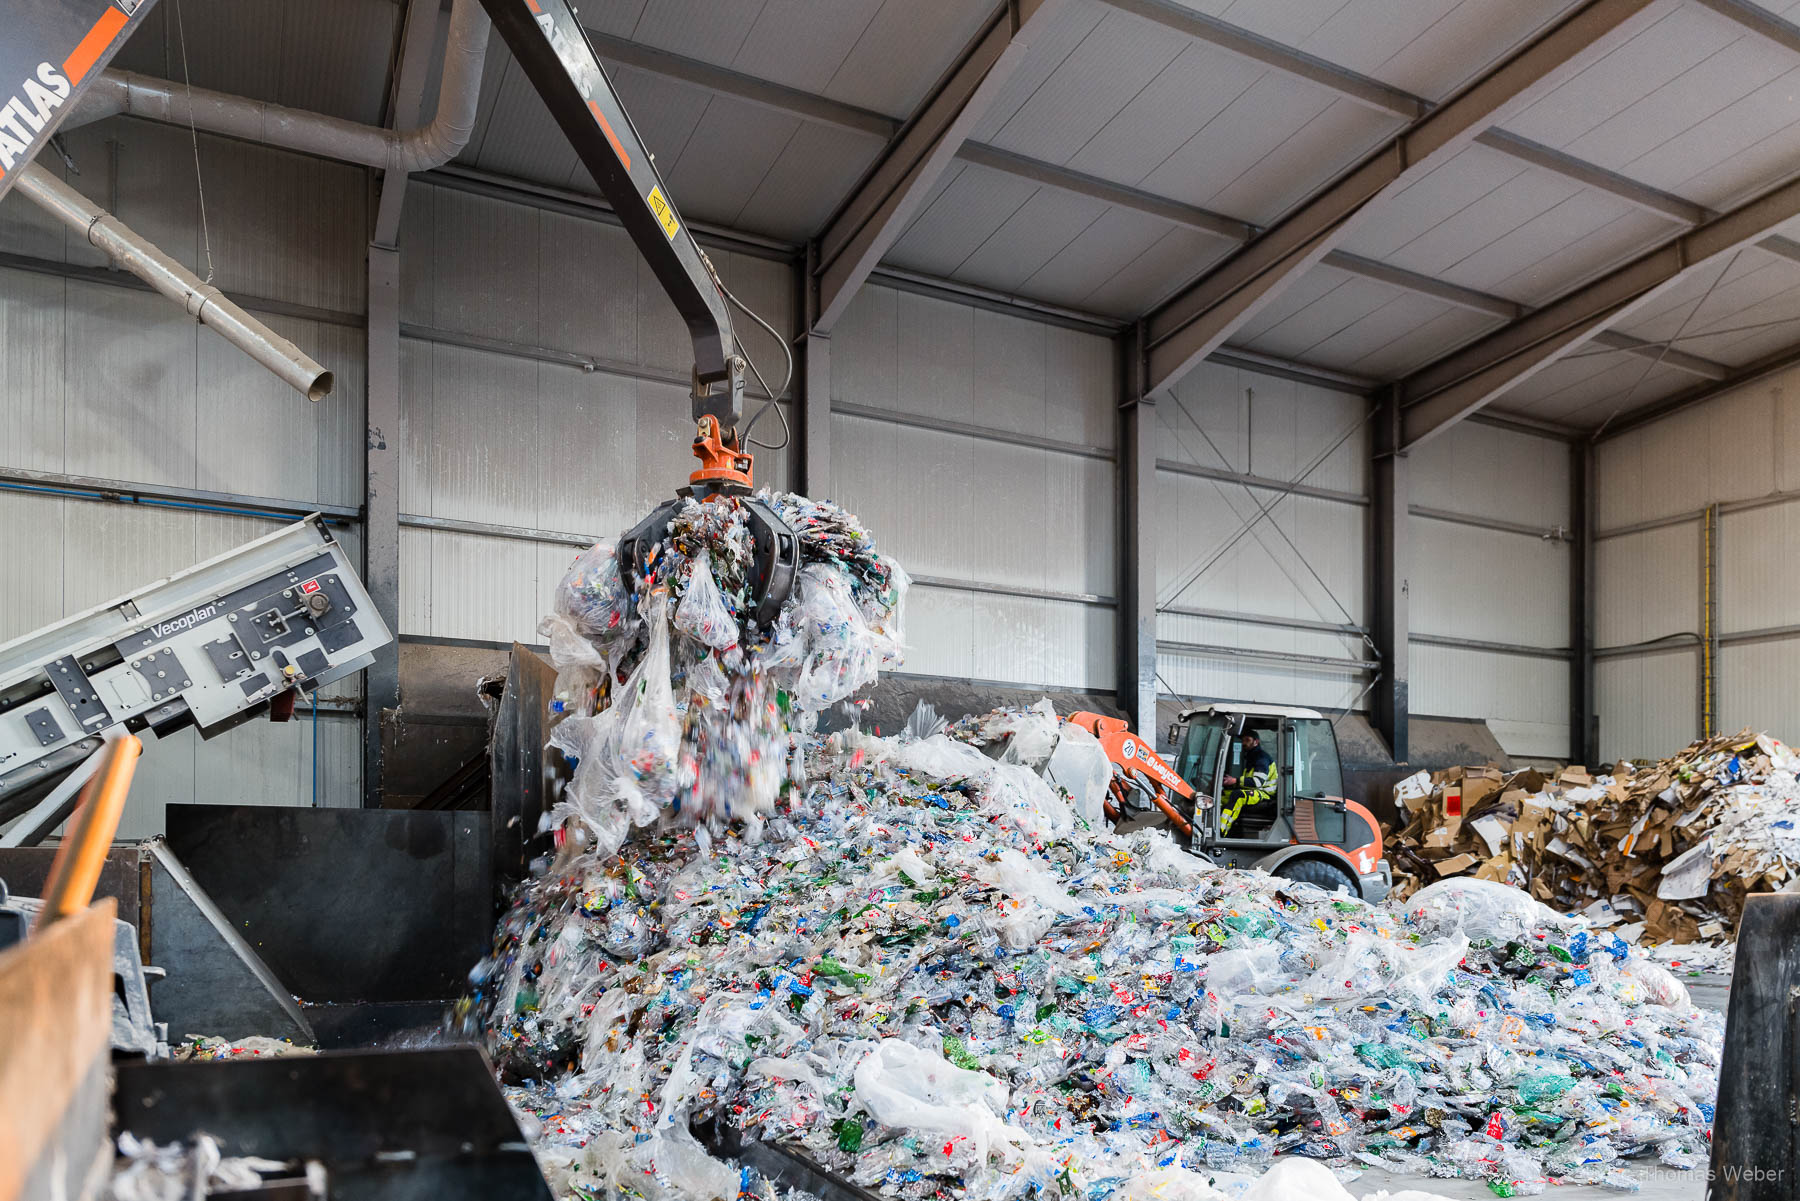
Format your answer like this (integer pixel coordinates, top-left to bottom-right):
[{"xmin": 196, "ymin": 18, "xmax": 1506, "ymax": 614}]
[{"xmin": 1387, "ymin": 729, "xmax": 1800, "ymax": 946}]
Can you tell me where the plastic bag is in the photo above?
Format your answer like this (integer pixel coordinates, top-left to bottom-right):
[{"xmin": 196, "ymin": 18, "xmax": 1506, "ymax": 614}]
[
  {"xmin": 554, "ymin": 542, "xmax": 635, "ymax": 643},
  {"xmin": 1404, "ymin": 876, "xmax": 1562, "ymax": 942},
  {"xmin": 995, "ymin": 699, "xmax": 1061, "ymax": 768},
  {"xmin": 1045, "ymin": 719, "xmax": 1110, "ymax": 825},
  {"xmin": 852, "ymin": 1039, "xmax": 1020, "ymax": 1168},
  {"xmin": 865, "ymin": 560, "xmax": 909, "ymax": 669},
  {"xmin": 1619, "ymin": 956, "xmax": 1692, "ymax": 1008},
  {"xmin": 789, "ymin": 565, "xmax": 882, "ymax": 709},
  {"xmin": 673, "ymin": 550, "xmax": 738, "ymax": 650},
  {"xmin": 976, "ymin": 847, "xmax": 1082, "ymax": 949},
  {"xmin": 613, "ymin": 593, "xmax": 679, "ymax": 803}
]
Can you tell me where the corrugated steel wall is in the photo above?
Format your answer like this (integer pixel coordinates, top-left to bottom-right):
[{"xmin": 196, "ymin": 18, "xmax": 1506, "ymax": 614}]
[
  {"xmin": 397, "ymin": 180, "xmax": 796, "ymax": 644},
  {"xmin": 828, "ymin": 285, "xmax": 1116, "ymax": 689},
  {"xmin": 1153, "ymin": 362, "xmax": 1372, "ymax": 713},
  {"xmin": 1408, "ymin": 422, "xmax": 1573, "ymax": 760},
  {"xmin": 1595, "ymin": 362, "xmax": 1800, "ymax": 760},
  {"xmin": 0, "ymin": 120, "xmax": 368, "ymax": 832}
]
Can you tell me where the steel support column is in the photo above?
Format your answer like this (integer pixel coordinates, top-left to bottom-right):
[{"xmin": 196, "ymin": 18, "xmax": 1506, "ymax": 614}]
[
  {"xmin": 810, "ymin": 0, "xmax": 1071, "ymax": 333},
  {"xmin": 1371, "ymin": 390, "xmax": 1410, "ymax": 762},
  {"xmin": 1118, "ymin": 330, "xmax": 1158, "ymax": 738},
  {"xmin": 1571, "ymin": 441, "xmax": 1598, "ymax": 765},
  {"xmin": 363, "ymin": 246, "xmax": 403, "ymax": 806},
  {"xmin": 798, "ymin": 245, "xmax": 831, "ymax": 498}
]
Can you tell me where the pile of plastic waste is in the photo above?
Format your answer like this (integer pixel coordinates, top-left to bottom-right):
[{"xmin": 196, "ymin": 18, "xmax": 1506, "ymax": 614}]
[
  {"xmin": 472, "ymin": 728, "xmax": 1720, "ymax": 1199},
  {"xmin": 1390, "ymin": 730, "xmax": 1800, "ymax": 947},
  {"xmin": 476, "ymin": 496, "xmax": 1719, "ymax": 1200}
]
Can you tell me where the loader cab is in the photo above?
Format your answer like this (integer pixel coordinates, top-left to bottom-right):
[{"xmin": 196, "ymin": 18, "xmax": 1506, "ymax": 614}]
[{"xmin": 1170, "ymin": 704, "xmax": 1387, "ymax": 897}]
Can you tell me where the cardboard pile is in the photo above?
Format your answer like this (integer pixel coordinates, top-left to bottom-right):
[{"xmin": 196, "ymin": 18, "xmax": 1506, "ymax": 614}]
[{"xmin": 1388, "ymin": 730, "xmax": 1800, "ymax": 944}]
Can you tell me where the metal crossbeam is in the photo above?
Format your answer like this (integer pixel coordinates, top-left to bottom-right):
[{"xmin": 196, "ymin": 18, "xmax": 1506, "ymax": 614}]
[
  {"xmin": 1594, "ymin": 338, "xmax": 1800, "ymax": 441},
  {"xmin": 1401, "ymin": 171, "xmax": 1800, "ymax": 448},
  {"xmin": 1091, "ymin": 0, "xmax": 1424, "ymax": 119},
  {"xmin": 564, "ymin": 5, "xmax": 1765, "ymax": 393},
  {"xmin": 1137, "ymin": 0, "xmax": 1679, "ymax": 400},
  {"xmin": 810, "ymin": 0, "xmax": 1073, "ymax": 332}
]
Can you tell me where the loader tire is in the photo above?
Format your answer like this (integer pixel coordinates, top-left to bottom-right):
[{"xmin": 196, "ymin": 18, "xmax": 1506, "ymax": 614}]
[{"xmin": 1275, "ymin": 858, "xmax": 1357, "ymax": 896}]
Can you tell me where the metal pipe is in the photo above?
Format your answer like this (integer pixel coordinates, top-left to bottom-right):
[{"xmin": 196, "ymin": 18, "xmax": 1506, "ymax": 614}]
[
  {"xmin": 66, "ymin": 0, "xmax": 490, "ymax": 174},
  {"xmin": 15, "ymin": 164, "xmax": 333, "ymax": 401}
]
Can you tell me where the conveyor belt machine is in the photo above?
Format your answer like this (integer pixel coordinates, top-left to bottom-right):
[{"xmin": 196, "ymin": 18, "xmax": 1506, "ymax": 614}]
[{"xmin": 0, "ymin": 516, "xmax": 391, "ymax": 834}]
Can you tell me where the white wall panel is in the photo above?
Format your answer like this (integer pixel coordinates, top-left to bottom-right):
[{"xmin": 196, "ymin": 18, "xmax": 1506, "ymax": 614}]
[
  {"xmin": 1412, "ymin": 421, "xmax": 1571, "ymax": 529},
  {"xmin": 905, "ymin": 585, "xmax": 1111, "ymax": 691},
  {"xmin": 62, "ymin": 281, "xmax": 200, "ymax": 489},
  {"xmin": 1596, "ymin": 521, "xmax": 1698, "ymax": 647},
  {"xmin": 1593, "ymin": 369, "xmax": 1800, "ymax": 756},
  {"xmin": 0, "ymin": 492, "xmax": 66, "ymax": 641},
  {"xmin": 1409, "ymin": 518, "xmax": 1569, "ymax": 646},
  {"xmin": 1598, "ymin": 650, "xmax": 1698, "ymax": 764},
  {"xmin": 824, "ymin": 284, "xmax": 1117, "ymax": 689},
  {"xmin": 1720, "ymin": 499, "xmax": 1800, "ymax": 634},
  {"xmin": 1720, "ymin": 639, "xmax": 1800, "ymax": 736},
  {"xmin": 1161, "ymin": 361, "xmax": 1368, "ymax": 497},
  {"xmin": 0, "ymin": 269, "xmax": 65, "ymax": 471},
  {"xmin": 1157, "ymin": 472, "xmax": 1365, "ymax": 627},
  {"xmin": 1412, "ymin": 643, "xmax": 1571, "ymax": 759},
  {"xmin": 1156, "ymin": 651, "xmax": 1370, "ymax": 715},
  {"xmin": 1596, "ymin": 364, "xmax": 1800, "ymax": 529},
  {"xmin": 1151, "ymin": 355, "xmax": 1372, "ymax": 716}
]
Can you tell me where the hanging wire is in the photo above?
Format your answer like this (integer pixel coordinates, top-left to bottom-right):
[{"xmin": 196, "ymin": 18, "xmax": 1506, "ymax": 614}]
[
  {"xmin": 1157, "ymin": 402, "xmax": 1376, "ymax": 615},
  {"xmin": 720, "ymin": 281, "xmax": 793, "ymax": 451},
  {"xmin": 1592, "ymin": 250, "xmax": 1745, "ymax": 440},
  {"xmin": 1153, "ymin": 401, "xmax": 1352, "ymax": 629},
  {"xmin": 1165, "ymin": 392, "xmax": 1372, "ymax": 648},
  {"xmin": 174, "ymin": 0, "xmax": 216, "ymax": 284}
]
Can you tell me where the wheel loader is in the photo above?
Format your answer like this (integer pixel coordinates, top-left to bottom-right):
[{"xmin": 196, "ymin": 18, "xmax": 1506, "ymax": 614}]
[{"xmin": 1071, "ymin": 705, "xmax": 1391, "ymax": 900}]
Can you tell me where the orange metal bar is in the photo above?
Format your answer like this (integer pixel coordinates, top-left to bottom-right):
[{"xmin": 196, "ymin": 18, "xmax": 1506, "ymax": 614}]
[
  {"xmin": 1109, "ymin": 778, "xmax": 1193, "ymax": 838},
  {"xmin": 32, "ymin": 735, "xmax": 142, "ymax": 931}
]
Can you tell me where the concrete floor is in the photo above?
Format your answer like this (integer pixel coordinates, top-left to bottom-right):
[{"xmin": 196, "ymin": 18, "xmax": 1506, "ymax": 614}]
[
  {"xmin": 1344, "ymin": 972, "xmax": 1730, "ymax": 1200},
  {"xmin": 1349, "ymin": 1163, "xmax": 1706, "ymax": 1199}
]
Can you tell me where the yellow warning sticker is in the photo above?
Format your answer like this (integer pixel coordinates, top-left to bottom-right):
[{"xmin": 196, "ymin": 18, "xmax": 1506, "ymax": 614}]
[{"xmin": 646, "ymin": 186, "xmax": 679, "ymax": 241}]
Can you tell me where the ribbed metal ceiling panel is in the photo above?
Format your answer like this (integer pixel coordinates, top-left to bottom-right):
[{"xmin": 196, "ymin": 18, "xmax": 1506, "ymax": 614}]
[
  {"xmin": 1612, "ymin": 250, "xmax": 1800, "ymax": 366},
  {"xmin": 1493, "ymin": 351, "xmax": 1693, "ymax": 424},
  {"xmin": 113, "ymin": 0, "xmax": 399, "ymax": 125}
]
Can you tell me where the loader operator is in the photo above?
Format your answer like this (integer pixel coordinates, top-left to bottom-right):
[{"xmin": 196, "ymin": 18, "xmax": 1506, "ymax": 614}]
[{"xmin": 1219, "ymin": 730, "xmax": 1276, "ymax": 835}]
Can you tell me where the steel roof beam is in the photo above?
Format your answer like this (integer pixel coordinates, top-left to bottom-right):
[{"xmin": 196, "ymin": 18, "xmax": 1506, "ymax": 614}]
[
  {"xmin": 1594, "ymin": 337, "xmax": 1800, "ymax": 441},
  {"xmin": 1091, "ymin": 0, "xmax": 1425, "ymax": 120},
  {"xmin": 810, "ymin": 0, "xmax": 1074, "ymax": 333},
  {"xmin": 1137, "ymin": 0, "xmax": 1678, "ymax": 400},
  {"xmin": 1472, "ymin": 129, "xmax": 1709, "ymax": 224},
  {"xmin": 1313, "ymin": 250, "xmax": 1729, "ymax": 379},
  {"xmin": 573, "ymin": 14, "xmax": 1762, "ymax": 387},
  {"xmin": 1693, "ymin": 0, "xmax": 1800, "ymax": 55},
  {"xmin": 1400, "ymin": 170, "xmax": 1800, "ymax": 449},
  {"xmin": 586, "ymin": 31, "xmax": 900, "ymax": 139},
  {"xmin": 954, "ymin": 141, "xmax": 1253, "ymax": 240}
]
